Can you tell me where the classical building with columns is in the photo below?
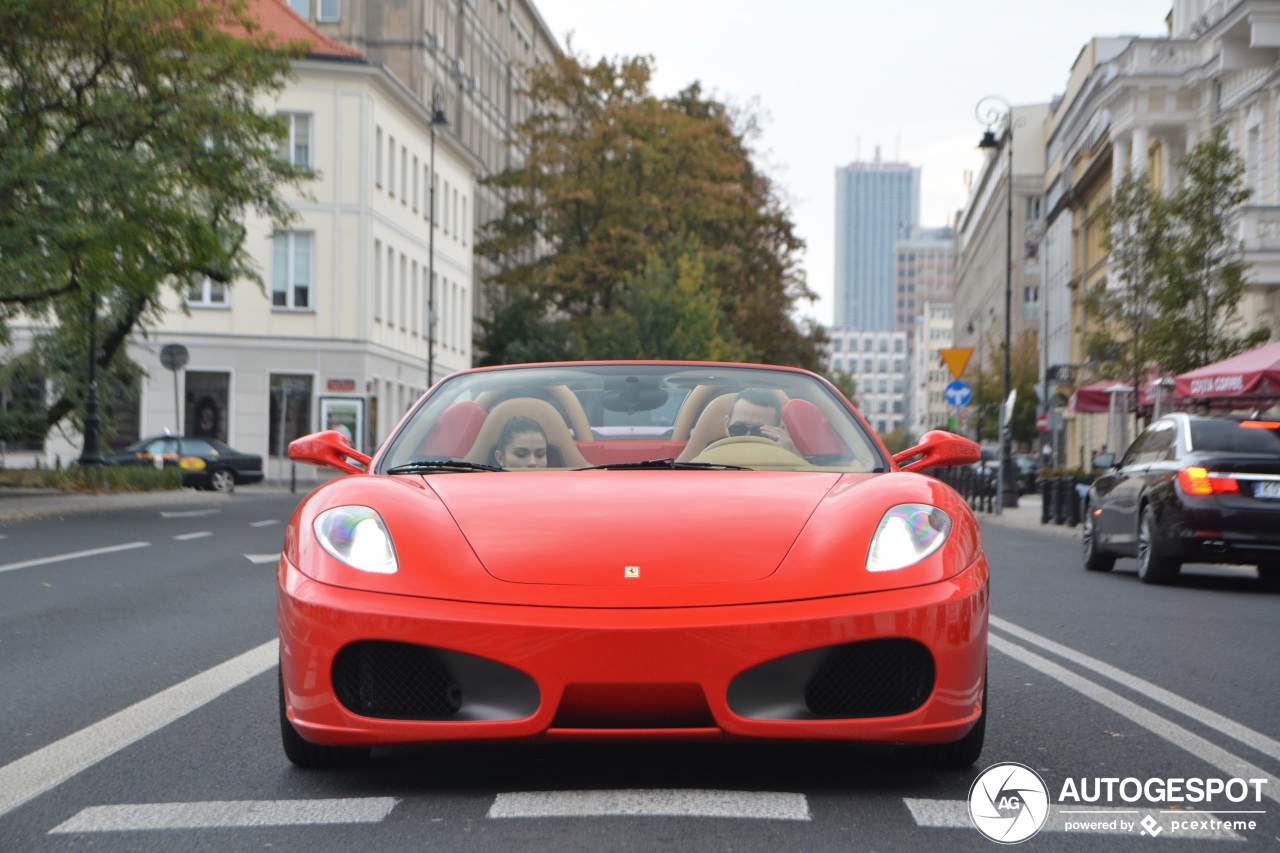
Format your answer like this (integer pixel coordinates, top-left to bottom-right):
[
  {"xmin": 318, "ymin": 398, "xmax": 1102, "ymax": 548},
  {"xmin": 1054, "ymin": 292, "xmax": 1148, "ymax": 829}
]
[{"xmin": 1042, "ymin": 0, "xmax": 1280, "ymax": 468}]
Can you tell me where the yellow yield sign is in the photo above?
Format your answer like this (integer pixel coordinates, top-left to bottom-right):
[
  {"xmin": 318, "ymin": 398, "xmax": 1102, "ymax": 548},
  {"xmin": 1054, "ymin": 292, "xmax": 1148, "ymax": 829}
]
[{"xmin": 938, "ymin": 347, "xmax": 974, "ymax": 380}]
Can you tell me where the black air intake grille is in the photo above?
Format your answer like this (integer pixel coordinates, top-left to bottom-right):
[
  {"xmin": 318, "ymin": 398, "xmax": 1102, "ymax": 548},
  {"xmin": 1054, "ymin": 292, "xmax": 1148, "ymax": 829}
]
[
  {"xmin": 804, "ymin": 639, "xmax": 935, "ymax": 718},
  {"xmin": 333, "ymin": 641, "xmax": 462, "ymax": 720}
]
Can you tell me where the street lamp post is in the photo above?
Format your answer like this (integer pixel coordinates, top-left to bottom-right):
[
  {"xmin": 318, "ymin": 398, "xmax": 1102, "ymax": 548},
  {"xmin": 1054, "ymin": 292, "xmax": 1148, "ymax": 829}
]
[
  {"xmin": 426, "ymin": 83, "xmax": 448, "ymax": 389},
  {"xmin": 977, "ymin": 95, "xmax": 1019, "ymax": 512}
]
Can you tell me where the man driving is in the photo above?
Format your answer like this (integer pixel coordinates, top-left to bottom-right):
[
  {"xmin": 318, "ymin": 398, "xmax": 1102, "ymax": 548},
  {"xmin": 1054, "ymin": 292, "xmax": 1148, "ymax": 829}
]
[{"xmin": 724, "ymin": 388, "xmax": 796, "ymax": 453}]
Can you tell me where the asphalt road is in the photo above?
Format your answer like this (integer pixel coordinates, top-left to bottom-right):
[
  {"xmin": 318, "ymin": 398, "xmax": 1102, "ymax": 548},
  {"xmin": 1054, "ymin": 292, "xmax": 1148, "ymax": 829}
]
[{"xmin": 0, "ymin": 488, "xmax": 1277, "ymax": 851}]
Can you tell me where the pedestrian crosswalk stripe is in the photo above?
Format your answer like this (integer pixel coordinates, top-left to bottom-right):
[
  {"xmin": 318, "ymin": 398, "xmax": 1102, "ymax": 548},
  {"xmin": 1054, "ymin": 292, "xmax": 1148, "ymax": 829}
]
[
  {"xmin": 904, "ymin": 799, "xmax": 1246, "ymax": 840},
  {"xmin": 49, "ymin": 798, "xmax": 399, "ymax": 833},
  {"xmin": 488, "ymin": 790, "xmax": 809, "ymax": 820}
]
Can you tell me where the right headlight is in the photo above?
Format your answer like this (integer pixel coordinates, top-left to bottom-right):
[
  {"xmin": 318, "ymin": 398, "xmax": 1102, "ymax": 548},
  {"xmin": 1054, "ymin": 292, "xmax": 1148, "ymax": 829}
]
[
  {"xmin": 866, "ymin": 503, "xmax": 951, "ymax": 572},
  {"xmin": 313, "ymin": 505, "xmax": 398, "ymax": 574}
]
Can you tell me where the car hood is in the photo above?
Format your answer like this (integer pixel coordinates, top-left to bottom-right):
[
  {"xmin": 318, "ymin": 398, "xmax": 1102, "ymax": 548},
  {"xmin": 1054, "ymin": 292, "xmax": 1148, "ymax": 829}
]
[{"xmin": 428, "ymin": 471, "xmax": 841, "ymax": 586}]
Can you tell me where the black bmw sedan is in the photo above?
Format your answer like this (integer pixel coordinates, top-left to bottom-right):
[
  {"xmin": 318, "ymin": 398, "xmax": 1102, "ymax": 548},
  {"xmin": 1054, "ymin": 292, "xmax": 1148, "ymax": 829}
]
[
  {"xmin": 109, "ymin": 435, "xmax": 264, "ymax": 493},
  {"xmin": 1083, "ymin": 413, "xmax": 1280, "ymax": 585}
]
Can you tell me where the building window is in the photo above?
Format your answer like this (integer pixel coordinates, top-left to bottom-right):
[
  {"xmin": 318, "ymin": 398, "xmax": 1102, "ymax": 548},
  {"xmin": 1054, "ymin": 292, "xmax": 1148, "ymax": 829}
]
[
  {"xmin": 0, "ymin": 368, "xmax": 47, "ymax": 452},
  {"xmin": 373, "ymin": 240, "xmax": 382, "ymax": 321},
  {"xmin": 278, "ymin": 112, "xmax": 311, "ymax": 167},
  {"xmin": 187, "ymin": 277, "xmax": 228, "ymax": 306},
  {"xmin": 272, "ymin": 232, "xmax": 312, "ymax": 310},
  {"xmin": 317, "ymin": 0, "xmax": 340, "ymax": 22},
  {"xmin": 186, "ymin": 371, "xmax": 230, "ymax": 443},
  {"xmin": 287, "ymin": 0, "xmax": 308, "ymax": 17},
  {"xmin": 269, "ymin": 374, "xmax": 313, "ymax": 456},
  {"xmin": 388, "ymin": 135, "xmax": 395, "ymax": 197}
]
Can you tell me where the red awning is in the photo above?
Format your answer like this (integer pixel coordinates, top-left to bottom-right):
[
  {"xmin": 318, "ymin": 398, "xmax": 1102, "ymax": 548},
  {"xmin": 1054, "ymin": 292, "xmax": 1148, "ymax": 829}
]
[
  {"xmin": 1068, "ymin": 376, "xmax": 1163, "ymax": 414},
  {"xmin": 1174, "ymin": 341, "xmax": 1280, "ymax": 402}
]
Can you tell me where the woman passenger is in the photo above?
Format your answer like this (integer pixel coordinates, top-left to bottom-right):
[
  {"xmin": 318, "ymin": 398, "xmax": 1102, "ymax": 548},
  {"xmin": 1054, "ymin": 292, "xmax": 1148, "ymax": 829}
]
[{"xmin": 494, "ymin": 415, "xmax": 549, "ymax": 469}]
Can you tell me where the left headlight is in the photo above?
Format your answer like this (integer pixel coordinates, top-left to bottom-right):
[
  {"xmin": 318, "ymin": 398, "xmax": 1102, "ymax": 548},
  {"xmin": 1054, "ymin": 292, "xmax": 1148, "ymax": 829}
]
[
  {"xmin": 314, "ymin": 505, "xmax": 398, "ymax": 574},
  {"xmin": 866, "ymin": 503, "xmax": 951, "ymax": 572}
]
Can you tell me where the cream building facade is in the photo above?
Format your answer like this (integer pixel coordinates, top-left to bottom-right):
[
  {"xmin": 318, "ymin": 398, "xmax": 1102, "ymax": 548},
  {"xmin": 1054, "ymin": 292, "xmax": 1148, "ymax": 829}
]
[
  {"xmin": 5, "ymin": 9, "xmax": 480, "ymax": 484},
  {"xmin": 1045, "ymin": 0, "xmax": 1280, "ymax": 468}
]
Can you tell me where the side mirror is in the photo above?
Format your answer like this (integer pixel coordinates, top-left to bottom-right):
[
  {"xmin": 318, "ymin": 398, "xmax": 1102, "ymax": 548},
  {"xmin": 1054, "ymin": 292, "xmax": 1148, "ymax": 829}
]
[
  {"xmin": 1092, "ymin": 452, "xmax": 1115, "ymax": 470},
  {"xmin": 893, "ymin": 430, "xmax": 980, "ymax": 473},
  {"xmin": 288, "ymin": 430, "xmax": 372, "ymax": 475}
]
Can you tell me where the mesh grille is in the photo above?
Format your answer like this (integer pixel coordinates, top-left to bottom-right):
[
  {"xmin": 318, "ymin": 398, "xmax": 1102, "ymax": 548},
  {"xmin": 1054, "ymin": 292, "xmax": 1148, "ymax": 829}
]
[
  {"xmin": 804, "ymin": 639, "xmax": 934, "ymax": 718},
  {"xmin": 333, "ymin": 641, "xmax": 462, "ymax": 720}
]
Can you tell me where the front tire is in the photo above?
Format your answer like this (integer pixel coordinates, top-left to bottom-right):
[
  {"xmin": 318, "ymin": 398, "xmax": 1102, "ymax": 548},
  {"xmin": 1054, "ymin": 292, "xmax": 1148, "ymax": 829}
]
[
  {"xmin": 209, "ymin": 468, "xmax": 235, "ymax": 494},
  {"xmin": 1137, "ymin": 505, "xmax": 1180, "ymax": 585},
  {"xmin": 1082, "ymin": 503, "xmax": 1115, "ymax": 572},
  {"xmin": 279, "ymin": 668, "xmax": 370, "ymax": 768},
  {"xmin": 897, "ymin": 667, "xmax": 985, "ymax": 768}
]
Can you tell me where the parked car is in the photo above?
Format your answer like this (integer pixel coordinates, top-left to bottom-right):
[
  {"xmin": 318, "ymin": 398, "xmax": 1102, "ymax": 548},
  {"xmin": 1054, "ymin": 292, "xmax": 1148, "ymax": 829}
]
[
  {"xmin": 1012, "ymin": 454, "xmax": 1041, "ymax": 495},
  {"xmin": 278, "ymin": 361, "xmax": 989, "ymax": 769},
  {"xmin": 1083, "ymin": 413, "xmax": 1280, "ymax": 585},
  {"xmin": 109, "ymin": 435, "xmax": 264, "ymax": 493}
]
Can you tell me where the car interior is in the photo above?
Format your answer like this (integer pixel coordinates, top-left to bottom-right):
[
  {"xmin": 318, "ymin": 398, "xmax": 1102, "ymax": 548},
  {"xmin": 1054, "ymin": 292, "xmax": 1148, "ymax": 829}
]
[{"xmin": 393, "ymin": 370, "xmax": 884, "ymax": 473}]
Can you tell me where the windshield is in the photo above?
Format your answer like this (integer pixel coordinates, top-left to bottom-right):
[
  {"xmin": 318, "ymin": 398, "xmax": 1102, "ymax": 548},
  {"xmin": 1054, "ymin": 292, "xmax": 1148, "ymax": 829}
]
[
  {"xmin": 377, "ymin": 363, "xmax": 887, "ymax": 474},
  {"xmin": 1190, "ymin": 419, "xmax": 1280, "ymax": 454}
]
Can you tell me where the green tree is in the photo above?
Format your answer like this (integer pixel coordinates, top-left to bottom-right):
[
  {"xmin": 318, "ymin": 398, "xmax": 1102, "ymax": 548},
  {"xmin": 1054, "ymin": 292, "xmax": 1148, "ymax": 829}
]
[
  {"xmin": 477, "ymin": 51, "xmax": 823, "ymax": 368},
  {"xmin": 1085, "ymin": 169, "xmax": 1168, "ymax": 395},
  {"xmin": 1156, "ymin": 125, "xmax": 1269, "ymax": 373},
  {"xmin": 0, "ymin": 0, "xmax": 310, "ymax": 436},
  {"xmin": 973, "ymin": 328, "xmax": 1039, "ymax": 448},
  {"xmin": 1084, "ymin": 126, "xmax": 1268, "ymax": 388}
]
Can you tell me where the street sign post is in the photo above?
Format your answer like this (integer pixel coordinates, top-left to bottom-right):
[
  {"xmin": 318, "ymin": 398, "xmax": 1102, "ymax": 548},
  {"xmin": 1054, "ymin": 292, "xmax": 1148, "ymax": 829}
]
[
  {"xmin": 159, "ymin": 343, "xmax": 189, "ymax": 446},
  {"xmin": 944, "ymin": 380, "xmax": 973, "ymax": 408}
]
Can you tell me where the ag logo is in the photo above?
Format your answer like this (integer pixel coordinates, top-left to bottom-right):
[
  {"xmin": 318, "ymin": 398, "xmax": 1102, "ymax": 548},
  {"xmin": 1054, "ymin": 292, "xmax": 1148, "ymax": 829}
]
[{"xmin": 968, "ymin": 762, "xmax": 1050, "ymax": 843}]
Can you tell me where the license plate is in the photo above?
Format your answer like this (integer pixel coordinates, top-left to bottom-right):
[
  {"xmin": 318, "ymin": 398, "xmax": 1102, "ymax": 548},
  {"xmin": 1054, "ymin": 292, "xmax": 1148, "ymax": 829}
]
[{"xmin": 1255, "ymin": 481, "xmax": 1280, "ymax": 499}]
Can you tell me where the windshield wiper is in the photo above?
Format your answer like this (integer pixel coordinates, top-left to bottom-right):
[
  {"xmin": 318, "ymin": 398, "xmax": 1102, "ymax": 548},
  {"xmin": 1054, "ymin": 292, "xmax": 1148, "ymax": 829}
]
[
  {"xmin": 576, "ymin": 458, "xmax": 750, "ymax": 471},
  {"xmin": 386, "ymin": 459, "xmax": 504, "ymax": 474}
]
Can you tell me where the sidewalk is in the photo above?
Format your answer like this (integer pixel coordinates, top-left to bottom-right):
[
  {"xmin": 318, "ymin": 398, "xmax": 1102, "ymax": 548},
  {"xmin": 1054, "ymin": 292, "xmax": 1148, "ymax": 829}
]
[
  {"xmin": 976, "ymin": 493, "xmax": 1082, "ymax": 541},
  {"xmin": 0, "ymin": 484, "xmax": 304, "ymax": 522}
]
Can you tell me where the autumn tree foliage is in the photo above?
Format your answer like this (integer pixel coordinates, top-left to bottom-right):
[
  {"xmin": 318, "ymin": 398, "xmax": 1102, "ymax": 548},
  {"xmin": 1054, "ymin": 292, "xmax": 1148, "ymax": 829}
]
[
  {"xmin": 477, "ymin": 52, "xmax": 825, "ymax": 368},
  {"xmin": 0, "ymin": 0, "xmax": 309, "ymax": 436}
]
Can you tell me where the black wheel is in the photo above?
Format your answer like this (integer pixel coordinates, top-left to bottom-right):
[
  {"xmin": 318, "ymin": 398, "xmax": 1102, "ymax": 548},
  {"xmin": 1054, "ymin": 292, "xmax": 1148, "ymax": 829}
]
[
  {"xmin": 209, "ymin": 468, "xmax": 235, "ymax": 494},
  {"xmin": 1258, "ymin": 563, "xmax": 1280, "ymax": 589},
  {"xmin": 1136, "ymin": 505, "xmax": 1180, "ymax": 585},
  {"xmin": 279, "ymin": 667, "xmax": 370, "ymax": 768},
  {"xmin": 1082, "ymin": 503, "xmax": 1115, "ymax": 573},
  {"xmin": 897, "ymin": 666, "xmax": 985, "ymax": 768}
]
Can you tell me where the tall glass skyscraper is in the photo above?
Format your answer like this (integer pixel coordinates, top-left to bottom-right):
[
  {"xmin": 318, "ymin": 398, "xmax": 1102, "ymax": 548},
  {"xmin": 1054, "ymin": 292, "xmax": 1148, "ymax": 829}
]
[{"xmin": 833, "ymin": 157, "xmax": 921, "ymax": 329}]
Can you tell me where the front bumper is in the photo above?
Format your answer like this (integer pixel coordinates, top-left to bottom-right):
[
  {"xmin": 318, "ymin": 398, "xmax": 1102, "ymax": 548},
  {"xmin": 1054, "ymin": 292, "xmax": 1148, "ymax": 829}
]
[{"xmin": 278, "ymin": 557, "xmax": 988, "ymax": 748}]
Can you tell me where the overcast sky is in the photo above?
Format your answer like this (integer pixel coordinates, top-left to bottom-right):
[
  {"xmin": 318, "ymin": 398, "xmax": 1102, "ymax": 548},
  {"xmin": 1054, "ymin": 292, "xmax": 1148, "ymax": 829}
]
[{"xmin": 532, "ymin": 0, "xmax": 1173, "ymax": 325}]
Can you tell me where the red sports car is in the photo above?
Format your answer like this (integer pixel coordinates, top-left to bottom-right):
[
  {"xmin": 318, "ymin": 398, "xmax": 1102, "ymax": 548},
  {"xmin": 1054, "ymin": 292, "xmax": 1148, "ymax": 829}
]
[{"xmin": 278, "ymin": 362, "xmax": 988, "ymax": 767}]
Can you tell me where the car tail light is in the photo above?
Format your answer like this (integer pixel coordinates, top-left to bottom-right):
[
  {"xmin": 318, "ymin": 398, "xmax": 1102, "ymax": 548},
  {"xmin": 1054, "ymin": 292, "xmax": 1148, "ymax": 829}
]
[{"xmin": 1177, "ymin": 466, "xmax": 1238, "ymax": 496}]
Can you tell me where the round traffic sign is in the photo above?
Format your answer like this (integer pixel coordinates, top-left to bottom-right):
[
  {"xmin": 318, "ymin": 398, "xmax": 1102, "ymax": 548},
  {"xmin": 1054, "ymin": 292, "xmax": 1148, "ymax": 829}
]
[{"xmin": 159, "ymin": 343, "xmax": 189, "ymax": 371}]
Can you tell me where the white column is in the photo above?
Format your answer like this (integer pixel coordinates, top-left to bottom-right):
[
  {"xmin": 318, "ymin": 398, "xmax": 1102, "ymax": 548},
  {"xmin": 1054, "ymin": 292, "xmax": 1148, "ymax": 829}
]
[
  {"xmin": 1131, "ymin": 126, "xmax": 1150, "ymax": 173},
  {"xmin": 1112, "ymin": 137, "xmax": 1131, "ymax": 189}
]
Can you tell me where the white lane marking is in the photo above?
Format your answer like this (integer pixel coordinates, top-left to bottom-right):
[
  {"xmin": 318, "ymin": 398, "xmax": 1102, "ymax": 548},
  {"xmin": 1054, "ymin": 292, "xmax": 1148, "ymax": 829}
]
[
  {"xmin": 989, "ymin": 633, "xmax": 1280, "ymax": 806},
  {"xmin": 0, "ymin": 640, "xmax": 276, "ymax": 818},
  {"xmin": 904, "ymin": 799, "xmax": 1244, "ymax": 840},
  {"xmin": 50, "ymin": 798, "xmax": 398, "ymax": 833},
  {"xmin": 488, "ymin": 790, "xmax": 810, "ymax": 821},
  {"xmin": 0, "ymin": 542, "xmax": 150, "ymax": 575},
  {"xmin": 160, "ymin": 510, "xmax": 219, "ymax": 519},
  {"xmin": 991, "ymin": 615, "xmax": 1280, "ymax": 764},
  {"xmin": 244, "ymin": 553, "xmax": 280, "ymax": 565},
  {"xmin": 172, "ymin": 532, "xmax": 213, "ymax": 541},
  {"xmin": 249, "ymin": 519, "xmax": 279, "ymax": 528}
]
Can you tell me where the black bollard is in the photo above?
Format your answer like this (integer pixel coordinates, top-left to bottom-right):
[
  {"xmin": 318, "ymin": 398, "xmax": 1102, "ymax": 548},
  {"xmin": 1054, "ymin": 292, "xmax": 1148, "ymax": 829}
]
[
  {"xmin": 1066, "ymin": 480, "xmax": 1082, "ymax": 527},
  {"xmin": 1040, "ymin": 478, "xmax": 1051, "ymax": 524}
]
